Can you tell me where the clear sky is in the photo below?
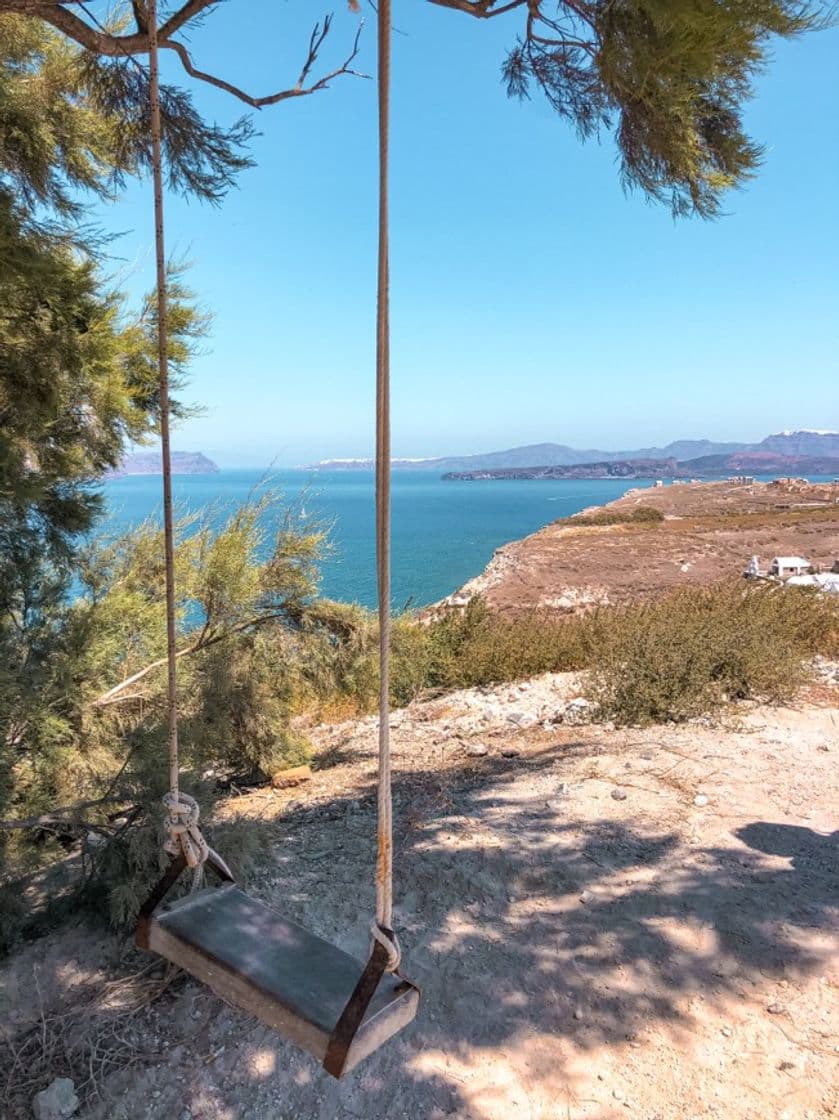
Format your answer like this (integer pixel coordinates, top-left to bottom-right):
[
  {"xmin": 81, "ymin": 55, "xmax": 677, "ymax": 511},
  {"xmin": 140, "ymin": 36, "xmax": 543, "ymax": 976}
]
[{"xmin": 96, "ymin": 2, "xmax": 839, "ymax": 467}]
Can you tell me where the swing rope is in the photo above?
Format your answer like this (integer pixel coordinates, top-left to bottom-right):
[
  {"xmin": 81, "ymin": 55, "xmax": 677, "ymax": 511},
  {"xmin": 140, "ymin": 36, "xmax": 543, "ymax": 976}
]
[
  {"xmin": 372, "ymin": 0, "xmax": 400, "ymax": 973},
  {"xmin": 146, "ymin": 0, "xmax": 400, "ymax": 957},
  {"xmin": 148, "ymin": 0, "xmax": 210, "ymax": 884}
]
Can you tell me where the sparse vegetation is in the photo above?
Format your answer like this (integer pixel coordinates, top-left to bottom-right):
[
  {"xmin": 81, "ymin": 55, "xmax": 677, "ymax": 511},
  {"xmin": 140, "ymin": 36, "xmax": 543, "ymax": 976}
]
[
  {"xmin": 588, "ymin": 582, "xmax": 839, "ymax": 725},
  {"xmin": 562, "ymin": 505, "xmax": 666, "ymax": 527}
]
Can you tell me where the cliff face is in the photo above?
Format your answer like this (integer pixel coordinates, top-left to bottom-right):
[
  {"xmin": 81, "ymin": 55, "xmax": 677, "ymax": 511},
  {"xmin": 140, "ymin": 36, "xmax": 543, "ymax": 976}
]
[
  {"xmin": 108, "ymin": 451, "xmax": 219, "ymax": 477},
  {"xmin": 444, "ymin": 452, "xmax": 839, "ymax": 481},
  {"xmin": 443, "ymin": 458, "xmax": 678, "ymax": 481}
]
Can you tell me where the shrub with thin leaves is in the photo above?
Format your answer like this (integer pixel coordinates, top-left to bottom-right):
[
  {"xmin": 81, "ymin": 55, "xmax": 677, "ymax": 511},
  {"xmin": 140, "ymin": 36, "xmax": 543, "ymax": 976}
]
[{"xmin": 588, "ymin": 581, "xmax": 839, "ymax": 725}]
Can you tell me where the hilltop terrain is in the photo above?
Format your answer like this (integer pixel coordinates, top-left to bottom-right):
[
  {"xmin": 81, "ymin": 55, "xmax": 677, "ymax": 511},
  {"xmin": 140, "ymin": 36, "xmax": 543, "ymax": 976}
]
[
  {"xmin": 442, "ymin": 477, "xmax": 839, "ymax": 613},
  {"xmin": 107, "ymin": 451, "xmax": 219, "ymax": 477},
  {"xmin": 444, "ymin": 452, "xmax": 839, "ymax": 480},
  {"xmin": 314, "ymin": 429, "xmax": 839, "ymax": 473}
]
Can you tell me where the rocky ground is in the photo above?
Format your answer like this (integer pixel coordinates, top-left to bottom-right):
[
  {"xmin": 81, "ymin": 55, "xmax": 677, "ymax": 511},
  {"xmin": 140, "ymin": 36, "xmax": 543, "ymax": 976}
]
[
  {"xmin": 440, "ymin": 479, "xmax": 839, "ymax": 614},
  {"xmin": 2, "ymin": 670, "xmax": 837, "ymax": 1120}
]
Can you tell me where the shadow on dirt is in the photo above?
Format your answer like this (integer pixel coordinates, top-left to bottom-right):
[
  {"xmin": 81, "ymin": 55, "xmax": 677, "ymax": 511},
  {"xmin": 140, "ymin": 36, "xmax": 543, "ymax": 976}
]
[{"xmin": 3, "ymin": 741, "xmax": 837, "ymax": 1119}]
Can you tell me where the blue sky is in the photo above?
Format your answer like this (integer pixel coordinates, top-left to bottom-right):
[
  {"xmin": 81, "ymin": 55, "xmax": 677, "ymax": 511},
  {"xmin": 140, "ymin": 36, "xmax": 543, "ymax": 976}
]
[{"xmin": 98, "ymin": 2, "xmax": 838, "ymax": 467}]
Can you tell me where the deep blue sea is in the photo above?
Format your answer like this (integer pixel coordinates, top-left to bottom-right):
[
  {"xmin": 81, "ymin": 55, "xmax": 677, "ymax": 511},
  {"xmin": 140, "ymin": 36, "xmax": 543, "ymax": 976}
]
[{"xmin": 102, "ymin": 470, "xmax": 657, "ymax": 608}]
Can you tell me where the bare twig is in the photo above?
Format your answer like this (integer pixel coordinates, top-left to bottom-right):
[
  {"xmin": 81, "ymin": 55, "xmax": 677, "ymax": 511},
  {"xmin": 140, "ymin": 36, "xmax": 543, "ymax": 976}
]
[{"xmin": 0, "ymin": 1, "xmax": 368, "ymax": 108}]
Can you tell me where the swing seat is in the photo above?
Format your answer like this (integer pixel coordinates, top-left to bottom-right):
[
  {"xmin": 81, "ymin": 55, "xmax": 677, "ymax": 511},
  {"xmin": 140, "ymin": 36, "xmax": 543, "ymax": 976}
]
[{"xmin": 142, "ymin": 883, "xmax": 419, "ymax": 1074}]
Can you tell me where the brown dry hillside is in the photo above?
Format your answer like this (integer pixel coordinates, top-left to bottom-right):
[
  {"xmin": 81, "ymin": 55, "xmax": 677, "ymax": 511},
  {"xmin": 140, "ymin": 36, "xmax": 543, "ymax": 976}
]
[{"xmin": 444, "ymin": 479, "xmax": 839, "ymax": 614}]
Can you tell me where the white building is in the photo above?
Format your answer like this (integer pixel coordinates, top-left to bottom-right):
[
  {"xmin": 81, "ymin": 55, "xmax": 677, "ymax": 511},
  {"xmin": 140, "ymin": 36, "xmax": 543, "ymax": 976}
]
[{"xmin": 769, "ymin": 556, "xmax": 812, "ymax": 579}]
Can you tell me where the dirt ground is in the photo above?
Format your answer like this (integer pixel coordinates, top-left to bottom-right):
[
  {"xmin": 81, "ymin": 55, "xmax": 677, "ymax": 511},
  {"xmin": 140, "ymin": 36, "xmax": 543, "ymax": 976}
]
[
  {"xmin": 2, "ymin": 672, "xmax": 837, "ymax": 1120},
  {"xmin": 443, "ymin": 480, "xmax": 839, "ymax": 614}
]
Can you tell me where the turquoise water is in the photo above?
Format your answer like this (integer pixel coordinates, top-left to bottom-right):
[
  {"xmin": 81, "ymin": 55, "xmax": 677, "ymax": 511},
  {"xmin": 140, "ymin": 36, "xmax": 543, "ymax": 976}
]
[{"xmin": 103, "ymin": 470, "xmax": 656, "ymax": 608}]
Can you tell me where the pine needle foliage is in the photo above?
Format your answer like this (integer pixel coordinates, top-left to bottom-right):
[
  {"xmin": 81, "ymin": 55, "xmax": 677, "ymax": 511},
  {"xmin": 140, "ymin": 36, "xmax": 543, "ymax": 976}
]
[{"xmin": 497, "ymin": 0, "xmax": 825, "ymax": 216}]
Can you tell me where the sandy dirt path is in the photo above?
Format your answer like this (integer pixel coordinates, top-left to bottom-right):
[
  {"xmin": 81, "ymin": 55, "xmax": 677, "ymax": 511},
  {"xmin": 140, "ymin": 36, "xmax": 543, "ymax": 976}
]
[{"xmin": 2, "ymin": 677, "xmax": 837, "ymax": 1120}]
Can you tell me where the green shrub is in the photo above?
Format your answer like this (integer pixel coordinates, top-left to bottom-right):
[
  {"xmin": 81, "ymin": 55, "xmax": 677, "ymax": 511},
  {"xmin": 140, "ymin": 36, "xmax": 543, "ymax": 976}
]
[
  {"xmin": 563, "ymin": 504, "xmax": 665, "ymax": 527},
  {"xmin": 588, "ymin": 581, "xmax": 838, "ymax": 725}
]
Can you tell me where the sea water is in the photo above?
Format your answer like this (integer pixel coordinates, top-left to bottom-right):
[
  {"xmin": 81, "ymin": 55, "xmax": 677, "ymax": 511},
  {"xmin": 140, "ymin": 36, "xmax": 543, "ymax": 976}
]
[{"xmin": 101, "ymin": 470, "xmax": 655, "ymax": 608}]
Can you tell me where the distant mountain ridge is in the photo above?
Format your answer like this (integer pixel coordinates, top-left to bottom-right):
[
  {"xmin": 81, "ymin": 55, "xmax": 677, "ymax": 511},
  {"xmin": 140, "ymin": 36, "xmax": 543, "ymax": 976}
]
[
  {"xmin": 445, "ymin": 450, "xmax": 839, "ymax": 481},
  {"xmin": 108, "ymin": 451, "xmax": 219, "ymax": 477},
  {"xmin": 313, "ymin": 430, "xmax": 839, "ymax": 472}
]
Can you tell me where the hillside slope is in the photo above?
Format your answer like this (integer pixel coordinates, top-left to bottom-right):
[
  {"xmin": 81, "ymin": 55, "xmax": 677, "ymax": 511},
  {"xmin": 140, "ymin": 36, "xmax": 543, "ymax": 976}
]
[{"xmin": 441, "ymin": 478, "xmax": 839, "ymax": 613}]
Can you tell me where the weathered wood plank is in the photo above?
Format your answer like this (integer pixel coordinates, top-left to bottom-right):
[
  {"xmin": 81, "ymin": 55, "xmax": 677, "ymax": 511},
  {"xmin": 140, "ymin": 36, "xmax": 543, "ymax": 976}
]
[{"xmin": 147, "ymin": 884, "xmax": 418, "ymax": 1074}]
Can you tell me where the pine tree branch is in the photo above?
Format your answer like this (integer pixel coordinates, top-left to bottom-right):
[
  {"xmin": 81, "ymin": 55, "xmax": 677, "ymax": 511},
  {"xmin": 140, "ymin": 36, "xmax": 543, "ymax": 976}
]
[
  {"xmin": 89, "ymin": 609, "xmax": 293, "ymax": 708},
  {"xmin": 1, "ymin": 2, "xmax": 368, "ymax": 109}
]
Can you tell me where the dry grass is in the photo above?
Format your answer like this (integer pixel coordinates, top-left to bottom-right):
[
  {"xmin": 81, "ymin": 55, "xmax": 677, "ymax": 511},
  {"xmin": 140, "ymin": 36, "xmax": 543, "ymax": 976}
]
[{"xmin": 0, "ymin": 963, "xmax": 177, "ymax": 1117}]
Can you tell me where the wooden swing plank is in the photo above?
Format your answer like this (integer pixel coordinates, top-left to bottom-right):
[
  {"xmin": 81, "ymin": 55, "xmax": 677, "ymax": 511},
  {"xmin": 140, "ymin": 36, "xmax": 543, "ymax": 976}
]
[{"xmin": 146, "ymin": 884, "xmax": 419, "ymax": 1074}]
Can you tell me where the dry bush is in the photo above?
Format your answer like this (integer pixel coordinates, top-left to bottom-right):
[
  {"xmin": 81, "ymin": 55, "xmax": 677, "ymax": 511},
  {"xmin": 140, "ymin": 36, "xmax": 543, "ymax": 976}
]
[
  {"xmin": 587, "ymin": 581, "xmax": 838, "ymax": 725},
  {"xmin": 566, "ymin": 504, "xmax": 665, "ymax": 527}
]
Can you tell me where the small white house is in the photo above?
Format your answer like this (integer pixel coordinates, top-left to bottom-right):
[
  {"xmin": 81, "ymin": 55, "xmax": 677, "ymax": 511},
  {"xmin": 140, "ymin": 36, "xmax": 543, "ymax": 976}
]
[{"xmin": 769, "ymin": 556, "xmax": 812, "ymax": 580}]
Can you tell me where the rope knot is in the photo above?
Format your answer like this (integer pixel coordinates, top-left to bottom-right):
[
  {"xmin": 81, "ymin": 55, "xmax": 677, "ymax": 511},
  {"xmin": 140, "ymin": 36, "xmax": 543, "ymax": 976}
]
[
  {"xmin": 162, "ymin": 791, "xmax": 209, "ymax": 871},
  {"xmin": 370, "ymin": 920, "xmax": 401, "ymax": 972}
]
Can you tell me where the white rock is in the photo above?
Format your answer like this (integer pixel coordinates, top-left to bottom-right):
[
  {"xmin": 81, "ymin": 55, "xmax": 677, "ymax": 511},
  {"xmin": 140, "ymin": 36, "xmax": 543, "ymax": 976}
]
[
  {"xmin": 507, "ymin": 711, "xmax": 537, "ymax": 728},
  {"xmin": 694, "ymin": 794, "xmax": 709, "ymax": 807},
  {"xmin": 33, "ymin": 1078, "xmax": 79, "ymax": 1120},
  {"xmin": 465, "ymin": 743, "xmax": 488, "ymax": 757}
]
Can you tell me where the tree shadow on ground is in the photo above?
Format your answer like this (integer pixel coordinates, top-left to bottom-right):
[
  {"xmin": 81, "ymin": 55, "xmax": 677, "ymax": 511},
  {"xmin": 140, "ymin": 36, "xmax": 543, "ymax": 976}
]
[{"xmin": 3, "ymin": 740, "xmax": 837, "ymax": 1120}]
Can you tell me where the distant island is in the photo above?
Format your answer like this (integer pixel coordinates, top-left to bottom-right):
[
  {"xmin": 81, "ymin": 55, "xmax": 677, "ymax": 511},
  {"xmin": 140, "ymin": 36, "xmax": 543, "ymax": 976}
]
[
  {"xmin": 444, "ymin": 450, "xmax": 839, "ymax": 481},
  {"xmin": 312, "ymin": 429, "xmax": 839, "ymax": 474},
  {"xmin": 108, "ymin": 451, "xmax": 219, "ymax": 478}
]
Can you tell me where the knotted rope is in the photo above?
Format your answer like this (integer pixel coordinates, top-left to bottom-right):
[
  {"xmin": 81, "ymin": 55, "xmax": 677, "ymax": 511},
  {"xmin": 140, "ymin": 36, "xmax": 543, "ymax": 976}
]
[{"xmin": 162, "ymin": 791, "xmax": 209, "ymax": 877}]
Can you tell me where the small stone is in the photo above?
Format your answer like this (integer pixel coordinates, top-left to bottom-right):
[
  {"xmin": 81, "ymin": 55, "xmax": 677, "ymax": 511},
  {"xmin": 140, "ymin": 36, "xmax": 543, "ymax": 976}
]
[
  {"xmin": 767, "ymin": 1002, "xmax": 785, "ymax": 1015},
  {"xmin": 32, "ymin": 1078, "xmax": 79, "ymax": 1120},
  {"xmin": 573, "ymin": 1006, "xmax": 584, "ymax": 1020},
  {"xmin": 817, "ymin": 744, "xmax": 829, "ymax": 752},
  {"xmin": 611, "ymin": 787, "xmax": 628, "ymax": 801},
  {"xmin": 778, "ymin": 1060, "xmax": 795, "ymax": 1072},
  {"xmin": 271, "ymin": 764, "xmax": 313, "ymax": 789},
  {"xmin": 640, "ymin": 752, "xmax": 654, "ymax": 761},
  {"xmin": 721, "ymin": 1026, "xmax": 733, "ymax": 1037},
  {"xmin": 579, "ymin": 889, "xmax": 594, "ymax": 904},
  {"xmin": 501, "ymin": 748, "xmax": 520, "ymax": 758},
  {"xmin": 693, "ymin": 794, "xmax": 709, "ymax": 807},
  {"xmin": 465, "ymin": 743, "xmax": 488, "ymax": 757},
  {"xmin": 612, "ymin": 1089, "xmax": 624, "ymax": 1101}
]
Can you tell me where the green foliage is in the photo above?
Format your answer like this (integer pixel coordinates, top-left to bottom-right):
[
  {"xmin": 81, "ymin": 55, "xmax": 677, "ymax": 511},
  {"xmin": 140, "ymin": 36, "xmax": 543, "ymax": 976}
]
[
  {"xmin": 499, "ymin": 0, "xmax": 822, "ymax": 216},
  {"xmin": 588, "ymin": 581, "xmax": 838, "ymax": 725},
  {"xmin": 0, "ymin": 13, "xmax": 253, "ymax": 216},
  {"xmin": 310, "ymin": 584, "xmax": 837, "ymax": 724},
  {"xmin": 0, "ymin": 494, "xmax": 324, "ymax": 944},
  {"xmin": 565, "ymin": 504, "xmax": 665, "ymax": 527}
]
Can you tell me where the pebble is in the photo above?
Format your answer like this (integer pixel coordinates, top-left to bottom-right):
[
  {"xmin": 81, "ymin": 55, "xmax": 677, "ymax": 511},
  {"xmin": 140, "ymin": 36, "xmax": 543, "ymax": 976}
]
[
  {"xmin": 613, "ymin": 1089, "xmax": 624, "ymax": 1100},
  {"xmin": 501, "ymin": 748, "xmax": 520, "ymax": 758},
  {"xmin": 766, "ymin": 1002, "xmax": 785, "ymax": 1015},
  {"xmin": 32, "ymin": 1079, "xmax": 79, "ymax": 1120},
  {"xmin": 721, "ymin": 1026, "xmax": 733, "ymax": 1037},
  {"xmin": 573, "ymin": 1006, "xmax": 585, "ymax": 1020},
  {"xmin": 611, "ymin": 787, "xmax": 628, "ymax": 801},
  {"xmin": 465, "ymin": 743, "xmax": 488, "ymax": 757},
  {"xmin": 579, "ymin": 889, "xmax": 594, "ymax": 904},
  {"xmin": 693, "ymin": 794, "xmax": 709, "ymax": 807}
]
